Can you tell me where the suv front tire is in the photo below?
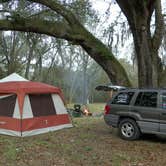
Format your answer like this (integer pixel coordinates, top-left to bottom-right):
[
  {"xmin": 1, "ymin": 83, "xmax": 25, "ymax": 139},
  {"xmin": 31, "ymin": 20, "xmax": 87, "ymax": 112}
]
[{"xmin": 119, "ymin": 118, "xmax": 141, "ymax": 140}]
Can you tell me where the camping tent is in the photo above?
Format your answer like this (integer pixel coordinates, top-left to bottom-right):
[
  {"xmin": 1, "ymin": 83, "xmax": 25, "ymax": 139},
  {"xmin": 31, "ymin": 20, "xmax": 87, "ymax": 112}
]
[{"xmin": 0, "ymin": 73, "xmax": 72, "ymax": 137}]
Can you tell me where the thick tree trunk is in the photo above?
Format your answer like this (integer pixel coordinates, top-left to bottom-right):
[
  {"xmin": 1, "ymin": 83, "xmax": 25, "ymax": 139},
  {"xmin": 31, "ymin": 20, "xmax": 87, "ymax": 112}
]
[
  {"xmin": 151, "ymin": 0, "xmax": 164, "ymax": 87},
  {"xmin": 151, "ymin": 50, "xmax": 160, "ymax": 87},
  {"xmin": 132, "ymin": 22, "xmax": 153, "ymax": 88},
  {"xmin": 116, "ymin": 0, "xmax": 164, "ymax": 88}
]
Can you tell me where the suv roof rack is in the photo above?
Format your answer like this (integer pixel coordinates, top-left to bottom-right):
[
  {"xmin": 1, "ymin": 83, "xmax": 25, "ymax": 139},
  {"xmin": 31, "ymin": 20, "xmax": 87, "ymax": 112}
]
[{"xmin": 120, "ymin": 88, "xmax": 166, "ymax": 91}]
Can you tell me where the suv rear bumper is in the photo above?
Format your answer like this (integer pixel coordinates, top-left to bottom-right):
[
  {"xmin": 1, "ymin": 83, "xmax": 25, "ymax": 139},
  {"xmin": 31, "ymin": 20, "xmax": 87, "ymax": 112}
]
[{"xmin": 104, "ymin": 114, "xmax": 119, "ymax": 127}]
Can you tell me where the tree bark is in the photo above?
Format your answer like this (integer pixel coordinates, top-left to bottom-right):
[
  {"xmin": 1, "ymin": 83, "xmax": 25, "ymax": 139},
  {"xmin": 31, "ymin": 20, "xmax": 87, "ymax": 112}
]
[
  {"xmin": 116, "ymin": 0, "xmax": 164, "ymax": 88},
  {"xmin": 132, "ymin": 18, "xmax": 153, "ymax": 88},
  {"xmin": 151, "ymin": 0, "xmax": 164, "ymax": 87}
]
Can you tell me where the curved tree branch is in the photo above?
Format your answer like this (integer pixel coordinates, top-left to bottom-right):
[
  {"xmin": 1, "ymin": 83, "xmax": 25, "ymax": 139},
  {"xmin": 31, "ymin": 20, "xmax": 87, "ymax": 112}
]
[
  {"xmin": 0, "ymin": 18, "xmax": 71, "ymax": 39},
  {"xmin": 0, "ymin": 0, "xmax": 131, "ymax": 86}
]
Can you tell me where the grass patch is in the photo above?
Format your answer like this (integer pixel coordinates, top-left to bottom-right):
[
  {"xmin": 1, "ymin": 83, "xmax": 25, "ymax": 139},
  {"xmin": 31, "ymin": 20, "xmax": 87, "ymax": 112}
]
[
  {"xmin": 0, "ymin": 103, "xmax": 166, "ymax": 165},
  {"xmin": 4, "ymin": 144, "xmax": 18, "ymax": 161}
]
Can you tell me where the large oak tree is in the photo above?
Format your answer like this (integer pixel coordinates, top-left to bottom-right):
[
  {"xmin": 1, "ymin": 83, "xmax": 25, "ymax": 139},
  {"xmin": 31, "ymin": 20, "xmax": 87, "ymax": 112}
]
[
  {"xmin": 0, "ymin": 0, "xmax": 165, "ymax": 88},
  {"xmin": 116, "ymin": 0, "xmax": 164, "ymax": 87}
]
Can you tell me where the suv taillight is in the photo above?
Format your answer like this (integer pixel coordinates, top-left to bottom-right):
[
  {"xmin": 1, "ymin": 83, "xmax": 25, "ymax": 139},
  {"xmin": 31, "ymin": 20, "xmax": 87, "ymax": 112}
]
[{"xmin": 104, "ymin": 105, "xmax": 111, "ymax": 115}]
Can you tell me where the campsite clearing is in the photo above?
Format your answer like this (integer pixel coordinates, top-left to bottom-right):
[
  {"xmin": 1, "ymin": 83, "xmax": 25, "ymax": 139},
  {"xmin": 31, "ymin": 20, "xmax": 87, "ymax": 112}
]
[{"xmin": 0, "ymin": 103, "xmax": 166, "ymax": 166}]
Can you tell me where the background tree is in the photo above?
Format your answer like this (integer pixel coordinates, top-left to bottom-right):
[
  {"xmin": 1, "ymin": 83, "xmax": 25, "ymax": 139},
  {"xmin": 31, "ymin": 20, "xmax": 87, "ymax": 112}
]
[{"xmin": 0, "ymin": 31, "xmax": 24, "ymax": 75}]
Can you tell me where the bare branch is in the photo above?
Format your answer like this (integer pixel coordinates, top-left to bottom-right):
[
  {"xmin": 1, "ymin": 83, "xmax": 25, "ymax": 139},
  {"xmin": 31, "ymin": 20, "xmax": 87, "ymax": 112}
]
[
  {"xmin": 0, "ymin": 9, "xmax": 11, "ymax": 13},
  {"xmin": 29, "ymin": 0, "xmax": 82, "ymax": 27},
  {"xmin": 0, "ymin": 0, "xmax": 11, "ymax": 3}
]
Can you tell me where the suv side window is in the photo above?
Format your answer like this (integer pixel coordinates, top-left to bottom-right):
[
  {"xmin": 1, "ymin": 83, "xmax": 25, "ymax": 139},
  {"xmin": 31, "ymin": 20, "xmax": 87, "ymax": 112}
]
[
  {"xmin": 161, "ymin": 93, "xmax": 166, "ymax": 109},
  {"xmin": 112, "ymin": 92, "xmax": 134, "ymax": 105},
  {"xmin": 135, "ymin": 92, "xmax": 157, "ymax": 107}
]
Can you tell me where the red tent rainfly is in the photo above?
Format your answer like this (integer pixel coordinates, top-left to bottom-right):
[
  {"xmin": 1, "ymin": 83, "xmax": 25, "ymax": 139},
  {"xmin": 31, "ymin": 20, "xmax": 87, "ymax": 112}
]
[{"xmin": 0, "ymin": 73, "xmax": 72, "ymax": 137}]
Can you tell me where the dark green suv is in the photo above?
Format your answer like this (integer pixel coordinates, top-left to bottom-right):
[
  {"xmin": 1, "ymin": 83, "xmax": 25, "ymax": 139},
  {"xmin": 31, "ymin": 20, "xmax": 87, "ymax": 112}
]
[{"xmin": 104, "ymin": 89, "xmax": 166, "ymax": 140}]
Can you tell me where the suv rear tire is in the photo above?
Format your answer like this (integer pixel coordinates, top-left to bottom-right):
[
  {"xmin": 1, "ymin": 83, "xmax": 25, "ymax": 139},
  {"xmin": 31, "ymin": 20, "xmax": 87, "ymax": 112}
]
[{"xmin": 119, "ymin": 118, "xmax": 141, "ymax": 140}]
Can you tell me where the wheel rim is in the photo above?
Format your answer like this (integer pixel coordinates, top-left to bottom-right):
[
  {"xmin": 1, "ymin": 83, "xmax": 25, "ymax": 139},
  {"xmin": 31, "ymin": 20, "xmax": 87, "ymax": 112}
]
[{"xmin": 121, "ymin": 122, "xmax": 134, "ymax": 138}]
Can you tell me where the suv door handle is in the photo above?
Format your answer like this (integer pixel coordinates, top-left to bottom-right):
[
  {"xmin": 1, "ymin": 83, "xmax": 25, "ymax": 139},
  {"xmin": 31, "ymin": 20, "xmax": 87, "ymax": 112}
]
[{"xmin": 161, "ymin": 113, "xmax": 166, "ymax": 115}]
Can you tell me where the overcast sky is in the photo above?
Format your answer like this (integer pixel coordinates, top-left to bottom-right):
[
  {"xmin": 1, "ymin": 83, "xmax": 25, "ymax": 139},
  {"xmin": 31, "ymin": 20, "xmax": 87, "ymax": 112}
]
[{"xmin": 91, "ymin": 0, "xmax": 117, "ymax": 14}]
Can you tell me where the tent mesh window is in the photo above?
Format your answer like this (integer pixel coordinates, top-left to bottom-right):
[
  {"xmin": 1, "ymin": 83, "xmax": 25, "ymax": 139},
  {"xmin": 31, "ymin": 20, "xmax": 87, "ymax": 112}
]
[
  {"xmin": 0, "ymin": 94, "xmax": 16, "ymax": 117},
  {"xmin": 29, "ymin": 94, "xmax": 56, "ymax": 117}
]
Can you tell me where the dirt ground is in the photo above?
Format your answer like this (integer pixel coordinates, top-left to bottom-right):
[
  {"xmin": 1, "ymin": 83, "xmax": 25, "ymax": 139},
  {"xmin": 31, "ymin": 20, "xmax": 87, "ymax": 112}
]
[{"xmin": 0, "ymin": 104, "xmax": 166, "ymax": 166}]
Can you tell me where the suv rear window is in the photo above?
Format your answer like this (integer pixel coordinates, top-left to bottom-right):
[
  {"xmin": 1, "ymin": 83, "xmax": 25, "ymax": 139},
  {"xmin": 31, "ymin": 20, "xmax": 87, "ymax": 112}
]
[
  {"xmin": 134, "ymin": 92, "xmax": 157, "ymax": 107},
  {"xmin": 112, "ymin": 92, "xmax": 134, "ymax": 105}
]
